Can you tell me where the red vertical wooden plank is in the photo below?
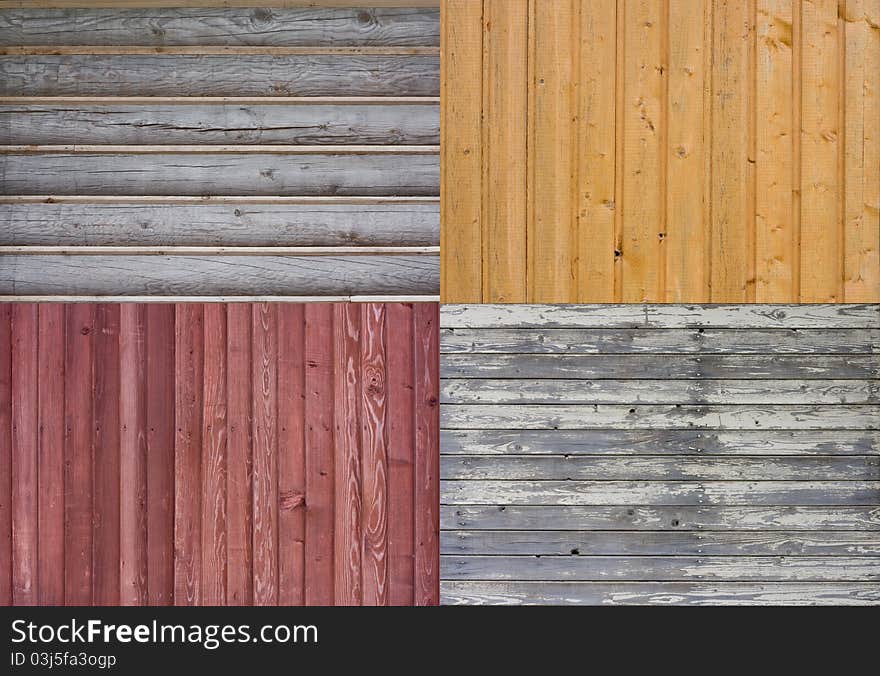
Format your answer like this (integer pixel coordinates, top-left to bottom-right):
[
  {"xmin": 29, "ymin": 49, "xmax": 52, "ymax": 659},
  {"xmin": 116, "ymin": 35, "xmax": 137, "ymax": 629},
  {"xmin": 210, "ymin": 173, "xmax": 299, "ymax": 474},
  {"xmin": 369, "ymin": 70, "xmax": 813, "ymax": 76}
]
[
  {"xmin": 37, "ymin": 304, "xmax": 64, "ymax": 605},
  {"xmin": 119, "ymin": 305, "xmax": 148, "ymax": 606},
  {"xmin": 202, "ymin": 304, "xmax": 227, "ymax": 606},
  {"xmin": 385, "ymin": 303, "xmax": 415, "ymax": 606},
  {"xmin": 64, "ymin": 303, "xmax": 94, "ymax": 605},
  {"xmin": 333, "ymin": 303, "xmax": 362, "ymax": 606},
  {"xmin": 0, "ymin": 305, "xmax": 12, "ymax": 606},
  {"xmin": 277, "ymin": 304, "xmax": 305, "ymax": 606},
  {"xmin": 93, "ymin": 304, "xmax": 120, "ymax": 605},
  {"xmin": 360, "ymin": 303, "xmax": 388, "ymax": 606},
  {"xmin": 146, "ymin": 305, "xmax": 174, "ymax": 606},
  {"xmin": 304, "ymin": 304, "xmax": 334, "ymax": 605},
  {"xmin": 226, "ymin": 304, "xmax": 253, "ymax": 606},
  {"xmin": 413, "ymin": 303, "xmax": 439, "ymax": 606},
  {"xmin": 174, "ymin": 303, "xmax": 203, "ymax": 606},
  {"xmin": 12, "ymin": 304, "xmax": 38, "ymax": 606},
  {"xmin": 252, "ymin": 303, "xmax": 278, "ymax": 606}
]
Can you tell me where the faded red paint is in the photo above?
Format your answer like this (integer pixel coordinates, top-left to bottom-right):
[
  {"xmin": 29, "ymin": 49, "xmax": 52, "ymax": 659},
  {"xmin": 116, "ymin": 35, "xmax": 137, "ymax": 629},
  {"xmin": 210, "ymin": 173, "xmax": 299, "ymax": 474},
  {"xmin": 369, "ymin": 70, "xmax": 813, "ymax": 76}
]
[{"xmin": 0, "ymin": 302, "xmax": 440, "ymax": 607}]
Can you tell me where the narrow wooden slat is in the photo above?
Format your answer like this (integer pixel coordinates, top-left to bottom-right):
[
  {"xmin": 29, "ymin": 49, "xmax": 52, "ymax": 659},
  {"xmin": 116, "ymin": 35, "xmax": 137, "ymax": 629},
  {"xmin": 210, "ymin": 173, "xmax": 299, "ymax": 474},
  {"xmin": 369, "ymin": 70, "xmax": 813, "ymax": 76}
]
[
  {"xmin": 0, "ymin": 144, "xmax": 438, "ymax": 154},
  {"xmin": 440, "ymin": 504, "xmax": 880, "ymax": 531},
  {"xmin": 360, "ymin": 303, "xmax": 388, "ymax": 605},
  {"xmin": 441, "ymin": 480, "xmax": 880, "ymax": 506},
  {"xmin": 441, "ymin": 581, "xmax": 880, "ymax": 606},
  {"xmin": 440, "ymin": 428, "xmax": 880, "ymax": 456},
  {"xmin": 63, "ymin": 303, "xmax": 93, "ymax": 605},
  {"xmin": 0, "ymin": 195, "xmax": 441, "ymax": 204},
  {"xmin": 225, "ymin": 304, "xmax": 253, "ymax": 606},
  {"xmin": 0, "ymin": 2, "xmax": 442, "ymax": 10},
  {"xmin": 332, "ymin": 303, "xmax": 361, "ymax": 605},
  {"xmin": 413, "ymin": 303, "xmax": 439, "ymax": 605},
  {"xmin": 0, "ymin": 55, "xmax": 440, "ymax": 97},
  {"xmin": 119, "ymin": 304, "xmax": 147, "ymax": 606},
  {"xmin": 145, "ymin": 304, "xmax": 174, "ymax": 605},
  {"xmin": 386, "ymin": 303, "xmax": 415, "ymax": 605},
  {"xmin": 0, "ymin": 305, "xmax": 12, "ymax": 605},
  {"xmin": 251, "ymin": 303, "xmax": 278, "ymax": 606},
  {"xmin": 277, "ymin": 304, "xmax": 305, "ymax": 606},
  {"xmin": 442, "ymin": 529, "xmax": 880, "ymax": 556},
  {"xmin": 304, "ymin": 304, "xmax": 334, "ymax": 605},
  {"xmin": 576, "ymin": 0, "xmax": 616, "ymax": 302},
  {"xmin": 440, "ymin": 0, "xmax": 482, "ymax": 302},
  {"xmin": 0, "ymin": 295, "xmax": 441, "ymax": 304},
  {"xmin": 0, "ymin": 247, "xmax": 438, "ymax": 256},
  {"xmin": 0, "ymin": 97, "xmax": 441, "ymax": 105},
  {"xmin": 483, "ymin": 0, "xmax": 528, "ymax": 302},
  {"xmin": 0, "ymin": 46, "xmax": 440, "ymax": 56},
  {"xmin": 36, "ymin": 304, "xmax": 63, "ymax": 605},
  {"xmin": 201, "ymin": 304, "xmax": 227, "ymax": 606},
  {"xmin": 173, "ymin": 303, "xmax": 203, "ymax": 606},
  {"xmin": 800, "ymin": 0, "xmax": 842, "ymax": 301},
  {"xmin": 92, "ymin": 303, "xmax": 120, "ymax": 605},
  {"xmin": 11, "ymin": 304, "xmax": 38, "ymax": 605}
]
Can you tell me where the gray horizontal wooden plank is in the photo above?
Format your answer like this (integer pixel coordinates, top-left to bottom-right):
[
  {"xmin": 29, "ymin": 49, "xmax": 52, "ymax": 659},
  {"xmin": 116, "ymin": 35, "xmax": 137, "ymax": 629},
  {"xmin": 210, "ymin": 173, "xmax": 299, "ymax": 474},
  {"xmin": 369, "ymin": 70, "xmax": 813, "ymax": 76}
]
[
  {"xmin": 440, "ymin": 404, "xmax": 880, "ymax": 430},
  {"xmin": 440, "ymin": 429, "xmax": 880, "ymax": 456},
  {"xmin": 440, "ymin": 581, "xmax": 880, "ymax": 605},
  {"xmin": 0, "ymin": 8, "xmax": 440, "ymax": 46},
  {"xmin": 441, "ymin": 530, "xmax": 880, "ymax": 556},
  {"xmin": 0, "ymin": 104, "xmax": 440, "ymax": 145},
  {"xmin": 440, "ymin": 505, "xmax": 880, "ymax": 530},
  {"xmin": 0, "ymin": 55, "xmax": 440, "ymax": 96},
  {"xmin": 442, "ymin": 455, "xmax": 880, "ymax": 481},
  {"xmin": 441, "ymin": 555, "xmax": 880, "ymax": 582},
  {"xmin": 0, "ymin": 254, "xmax": 438, "ymax": 295},
  {"xmin": 440, "ymin": 480, "xmax": 880, "ymax": 506},
  {"xmin": 0, "ymin": 202, "xmax": 439, "ymax": 246},
  {"xmin": 440, "ymin": 304, "xmax": 880, "ymax": 329},
  {"xmin": 440, "ymin": 379, "xmax": 880, "ymax": 405},
  {"xmin": 0, "ymin": 153, "xmax": 439, "ymax": 196},
  {"xmin": 440, "ymin": 327, "xmax": 879, "ymax": 354},
  {"xmin": 440, "ymin": 354, "xmax": 880, "ymax": 380}
]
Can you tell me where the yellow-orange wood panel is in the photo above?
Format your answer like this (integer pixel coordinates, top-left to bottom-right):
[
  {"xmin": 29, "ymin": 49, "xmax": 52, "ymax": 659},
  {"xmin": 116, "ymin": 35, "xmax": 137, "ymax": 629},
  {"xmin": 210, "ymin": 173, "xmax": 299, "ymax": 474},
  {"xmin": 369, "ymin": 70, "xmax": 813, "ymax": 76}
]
[{"xmin": 441, "ymin": 0, "xmax": 880, "ymax": 303}]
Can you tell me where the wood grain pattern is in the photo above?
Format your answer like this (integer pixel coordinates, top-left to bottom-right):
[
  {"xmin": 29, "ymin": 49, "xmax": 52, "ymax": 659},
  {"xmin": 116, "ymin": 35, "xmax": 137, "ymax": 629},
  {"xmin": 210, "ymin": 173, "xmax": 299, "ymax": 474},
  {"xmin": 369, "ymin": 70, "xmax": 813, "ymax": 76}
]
[
  {"xmin": 440, "ymin": 303, "xmax": 880, "ymax": 605},
  {"xmin": 441, "ymin": 0, "xmax": 880, "ymax": 303},
  {"xmin": 0, "ymin": 306, "xmax": 11, "ymax": 605},
  {"xmin": 0, "ymin": 301, "xmax": 439, "ymax": 606}
]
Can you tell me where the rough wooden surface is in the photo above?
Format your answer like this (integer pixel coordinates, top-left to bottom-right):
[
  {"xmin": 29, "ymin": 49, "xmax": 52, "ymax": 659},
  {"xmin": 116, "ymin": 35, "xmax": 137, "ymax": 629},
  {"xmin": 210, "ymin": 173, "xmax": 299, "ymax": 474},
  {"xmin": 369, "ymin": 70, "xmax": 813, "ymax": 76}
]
[
  {"xmin": 439, "ymin": 303, "xmax": 880, "ymax": 605},
  {"xmin": 0, "ymin": 301, "xmax": 440, "ymax": 606}
]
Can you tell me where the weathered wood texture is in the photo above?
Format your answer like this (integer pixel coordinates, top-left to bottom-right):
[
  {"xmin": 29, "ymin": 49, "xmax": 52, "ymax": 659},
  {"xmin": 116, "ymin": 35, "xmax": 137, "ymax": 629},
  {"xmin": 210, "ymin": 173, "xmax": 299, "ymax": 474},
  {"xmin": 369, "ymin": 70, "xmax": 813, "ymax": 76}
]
[
  {"xmin": 0, "ymin": 301, "xmax": 440, "ymax": 606},
  {"xmin": 439, "ymin": 304, "xmax": 880, "ymax": 605},
  {"xmin": 441, "ymin": 0, "xmax": 880, "ymax": 303},
  {"xmin": 0, "ymin": 6, "xmax": 440, "ymax": 298}
]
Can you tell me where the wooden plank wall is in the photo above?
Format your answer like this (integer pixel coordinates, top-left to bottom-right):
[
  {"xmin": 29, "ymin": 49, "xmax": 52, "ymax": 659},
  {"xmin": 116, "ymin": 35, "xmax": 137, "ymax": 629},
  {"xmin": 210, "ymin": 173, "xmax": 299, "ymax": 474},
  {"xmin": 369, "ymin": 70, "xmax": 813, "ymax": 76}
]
[
  {"xmin": 439, "ymin": 304, "xmax": 880, "ymax": 605},
  {"xmin": 0, "ymin": 301, "xmax": 440, "ymax": 606},
  {"xmin": 0, "ymin": 5, "xmax": 440, "ymax": 299},
  {"xmin": 441, "ymin": 0, "xmax": 880, "ymax": 304}
]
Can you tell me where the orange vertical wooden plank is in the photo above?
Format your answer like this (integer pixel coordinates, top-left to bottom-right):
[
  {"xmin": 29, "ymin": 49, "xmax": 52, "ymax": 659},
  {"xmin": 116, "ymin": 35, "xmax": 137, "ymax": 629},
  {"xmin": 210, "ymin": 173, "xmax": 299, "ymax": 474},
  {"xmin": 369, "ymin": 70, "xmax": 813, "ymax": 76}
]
[
  {"xmin": 226, "ymin": 303, "xmax": 253, "ymax": 606},
  {"xmin": 252, "ymin": 303, "xmax": 278, "ymax": 606},
  {"xmin": 578, "ymin": 0, "xmax": 618, "ymax": 302},
  {"xmin": 277, "ymin": 304, "xmax": 305, "ymax": 606},
  {"xmin": 386, "ymin": 303, "xmax": 414, "ymax": 606},
  {"xmin": 413, "ymin": 303, "xmax": 439, "ymax": 606},
  {"xmin": 201, "ymin": 304, "xmax": 227, "ymax": 606},
  {"xmin": 64, "ymin": 303, "xmax": 94, "ymax": 605},
  {"xmin": 333, "ymin": 303, "xmax": 362, "ymax": 606},
  {"xmin": 173, "ymin": 303, "xmax": 203, "ymax": 606},
  {"xmin": 441, "ymin": 0, "xmax": 483, "ymax": 302},
  {"xmin": 304, "ymin": 304, "xmax": 334, "ymax": 605},
  {"xmin": 119, "ymin": 304, "xmax": 147, "ymax": 606},
  {"xmin": 0, "ymin": 305, "xmax": 12, "ymax": 606},
  {"xmin": 484, "ymin": 0, "xmax": 529, "ymax": 302},
  {"xmin": 146, "ymin": 305, "xmax": 174, "ymax": 606},
  {"xmin": 93, "ymin": 303, "xmax": 120, "ymax": 605},
  {"xmin": 36, "ymin": 304, "xmax": 64, "ymax": 605},
  {"xmin": 12, "ymin": 304, "xmax": 38, "ymax": 606},
  {"xmin": 360, "ymin": 303, "xmax": 388, "ymax": 605}
]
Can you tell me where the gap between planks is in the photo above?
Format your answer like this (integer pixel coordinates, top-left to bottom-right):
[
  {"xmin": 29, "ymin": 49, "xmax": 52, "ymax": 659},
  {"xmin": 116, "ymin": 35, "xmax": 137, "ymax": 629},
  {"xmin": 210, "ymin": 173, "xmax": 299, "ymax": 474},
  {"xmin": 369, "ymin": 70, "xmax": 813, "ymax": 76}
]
[
  {"xmin": 0, "ymin": 295, "xmax": 441, "ymax": 303},
  {"xmin": 0, "ymin": 195, "xmax": 441, "ymax": 204},
  {"xmin": 0, "ymin": 46, "xmax": 440, "ymax": 56},
  {"xmin": 0, "ymin": 96, "xmax": 441, "ymax": 106},
  {"xmin": 0, "ymin": 246, "xmax": 439, "ymax": 256},
  {"xmin": 0, "ymin": 144, "xmax": 439, "ymax": 154}
]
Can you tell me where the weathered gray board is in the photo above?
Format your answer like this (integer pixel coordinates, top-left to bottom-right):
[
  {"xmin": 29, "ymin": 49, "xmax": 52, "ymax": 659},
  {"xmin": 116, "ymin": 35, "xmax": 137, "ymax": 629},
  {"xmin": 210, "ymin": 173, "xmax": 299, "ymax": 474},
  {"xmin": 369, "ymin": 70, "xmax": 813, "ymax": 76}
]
[
  {"xmin": 0, "ymin": 6, "xmax": 440, "ymax": 299},
  {"xmin": 439, "ymin": 304, "xmax": 880, "ymax": 605}
]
